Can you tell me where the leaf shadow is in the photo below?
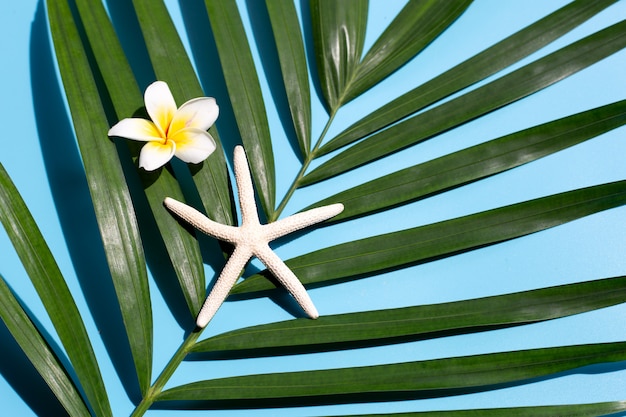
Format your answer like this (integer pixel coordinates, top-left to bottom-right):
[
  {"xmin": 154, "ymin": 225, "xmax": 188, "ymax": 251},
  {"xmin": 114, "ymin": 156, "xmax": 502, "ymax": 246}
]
[
  {"xmin": 299, "ymin": 0, "xmax": 327, "ymax": 115},
  {"xmin": 176, "ymin": 0, "xmax": 241, "ymax": 157},
  {"xmin": 243, "ymin": 0, "xmax": 303, "ymax": 161},
  {"xmin": 103, "ymin": 0, "xmax": 156, "ymax": 91},
  {"xmin": 30, "ymin": 0, "xmax": 140, "ymax": 402}
]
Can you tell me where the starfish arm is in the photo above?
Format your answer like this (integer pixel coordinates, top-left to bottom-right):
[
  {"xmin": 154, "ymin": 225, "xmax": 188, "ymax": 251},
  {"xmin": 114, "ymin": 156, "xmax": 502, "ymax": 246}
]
[
  {"xmin": 196, "ymin": 246, "xmax": 252, "ymax": 328},
  {"xmin": 164, "ymin": 197, "xmax": 237, "ymax": 242},
  {"xmin": 233, "ymin": 146, "xmax": 260, "ymax": 226},
  {"xmin": 267, "ymin": 203, "xmax": 344, "ymax": 240},
  {"xmin": 255, "ymin": 244, "xmax": 319, "ymax": 319}
]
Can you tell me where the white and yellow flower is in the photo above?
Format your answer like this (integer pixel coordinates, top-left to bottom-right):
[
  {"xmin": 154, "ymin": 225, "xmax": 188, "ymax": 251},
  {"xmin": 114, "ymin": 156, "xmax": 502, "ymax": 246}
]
[{"xmin": 108, "ymin": 81, "xmax": 218, "ymax": 171}]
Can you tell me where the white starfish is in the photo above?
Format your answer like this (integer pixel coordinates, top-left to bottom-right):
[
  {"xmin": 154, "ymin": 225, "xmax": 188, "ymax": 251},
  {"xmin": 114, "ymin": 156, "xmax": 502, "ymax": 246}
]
[{"xmin": 164, "ymin": 146, "xmax": 344, "ymax": 328}]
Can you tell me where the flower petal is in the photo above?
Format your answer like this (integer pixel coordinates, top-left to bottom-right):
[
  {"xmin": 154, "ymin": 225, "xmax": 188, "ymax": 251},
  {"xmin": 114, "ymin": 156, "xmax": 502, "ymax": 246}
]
[
  {"xmin": 171, "ymin": 128, "xmax": 217, "ymax": 164},
  {"xmin": 144, "ymin": 81, "xmax": 177, "ymax": 137},
  {"xmin": 108, "ymin": 118, "xmax": 162, "ymax": 142},
  {"xmin": 169, "ymin": 97, "xmax": 219, "ymax": 135},
  {"xmin": 138, "ymin": 140, "xmax": 176, "ymax": 171}
]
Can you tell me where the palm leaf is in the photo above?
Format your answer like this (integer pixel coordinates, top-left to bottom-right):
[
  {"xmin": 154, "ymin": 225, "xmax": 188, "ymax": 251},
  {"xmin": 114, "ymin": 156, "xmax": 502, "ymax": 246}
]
[
  {"xmin": 194, "ymin": 276, "xmax": 626, "ymax": 356},
  {"xmin": 0, "ymin": 275, "xmax": 90, "ymax": 417},
  {"xmin": 305, "ymin": 19, "xmax": 626, "ymax": 184},
  {"xmin": 310, "ymin": 0, "xmax": 368, "ymax": 113},
  {"xmin": 17, "ymin": 1, "xmax": 623, "ymax": 415},
  {"xmin": 0, "ymin": 164, "xmax": 111, "ymax": 417},
  {"xmin": 310, "ymin": 99, "xmax": 626, "ymax": 221},
  {"xmin": 323, "ymin": 0, "xmax": 621, "ymax": 154},
  {"xmin": 347, "ymin": 0, "xmax": 472, "ymax": 102},
  {"xmin": 265, "ymin": 0, "xmax": 312, "ymax": 158},
  {"xmin": 233, "ymin": 181, "xmax": 626, "ymax": 293},
  {"xmin": 327, "ymin": 402, "xmax": 626, "ymax": 417},
  {"xmin": 49, "ymin": 0, "xmax": 156, "ymax": 393},
  {"xmin": 204, "ymin": 0, "xmax": 276, "ymax": 218},
  {"xmin": 158, "ymin": 342, "xmax": 626, "ymax": 406},
  {"xmin": 67, "ymin": 0, "xmax": 182, "ymax": 394},
  {"xmin": 42, "ymin": 0, "xmax": 179, "ymax": 412}
]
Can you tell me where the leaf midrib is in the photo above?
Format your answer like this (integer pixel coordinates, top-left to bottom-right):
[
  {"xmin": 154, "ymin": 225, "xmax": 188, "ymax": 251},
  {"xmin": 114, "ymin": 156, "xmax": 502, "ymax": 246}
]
[{"xmin": 291, "ymin": 188, "xmax": 625, "ymax": 270}]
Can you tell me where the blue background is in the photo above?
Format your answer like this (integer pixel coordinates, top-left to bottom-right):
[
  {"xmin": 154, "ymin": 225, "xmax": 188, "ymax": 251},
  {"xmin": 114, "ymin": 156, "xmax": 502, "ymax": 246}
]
[{"xmin": 1, "ymin": 0, "xmax": 626, "ymax": 416}]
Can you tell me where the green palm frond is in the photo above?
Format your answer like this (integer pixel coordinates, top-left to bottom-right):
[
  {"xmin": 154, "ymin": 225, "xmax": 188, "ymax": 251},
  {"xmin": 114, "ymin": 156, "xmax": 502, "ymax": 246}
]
[
  {"xmin": 0, "ymin": 164, "xmax": 110, "ymax": 416},
  {"xmin": 1, "ymin": 0, "xmax": 625, "ymax": 416}
]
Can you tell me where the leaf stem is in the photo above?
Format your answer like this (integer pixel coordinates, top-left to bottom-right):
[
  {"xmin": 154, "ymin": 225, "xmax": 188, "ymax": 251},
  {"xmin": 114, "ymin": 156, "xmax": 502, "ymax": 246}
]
[
  {"xmin": 271, "ymin": 111, "xmax": 337, "ymax": 221},
  {"xmin": 130, "ymin": 328, "xmax": 203, "ymax": 417}
]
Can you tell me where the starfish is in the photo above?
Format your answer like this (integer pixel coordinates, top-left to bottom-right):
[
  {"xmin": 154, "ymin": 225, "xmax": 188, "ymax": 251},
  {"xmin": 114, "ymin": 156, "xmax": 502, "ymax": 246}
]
[{"xmin": 164, "ymin": 146, "xmax": 344, "ymax": 328}]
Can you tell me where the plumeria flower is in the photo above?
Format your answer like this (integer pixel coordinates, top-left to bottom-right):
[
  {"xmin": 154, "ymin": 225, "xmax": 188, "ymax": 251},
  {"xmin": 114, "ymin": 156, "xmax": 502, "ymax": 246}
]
[{"xmin": 108, "ymin": 81, "xmax": 219, "ymax": 171}]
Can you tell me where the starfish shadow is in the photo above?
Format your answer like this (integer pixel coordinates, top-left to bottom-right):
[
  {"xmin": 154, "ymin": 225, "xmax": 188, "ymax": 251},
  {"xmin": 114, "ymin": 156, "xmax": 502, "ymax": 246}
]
[{"xmin": 264, "ymin": 284, "xmax": 312, "ymax": 320}]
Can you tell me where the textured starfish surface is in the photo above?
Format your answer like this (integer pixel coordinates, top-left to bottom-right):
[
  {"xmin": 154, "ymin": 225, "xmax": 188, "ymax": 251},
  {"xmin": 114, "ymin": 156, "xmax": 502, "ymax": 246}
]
[{"xmin": 164, "ymin": 146, "xmax": 344, "ymax": 328}]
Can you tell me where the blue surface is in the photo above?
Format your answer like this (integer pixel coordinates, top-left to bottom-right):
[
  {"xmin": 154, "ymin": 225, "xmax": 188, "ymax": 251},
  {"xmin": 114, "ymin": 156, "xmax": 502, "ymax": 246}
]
[{"xmin": 1, "ymin": 0, "xmax": 626, "ymax": 416}]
